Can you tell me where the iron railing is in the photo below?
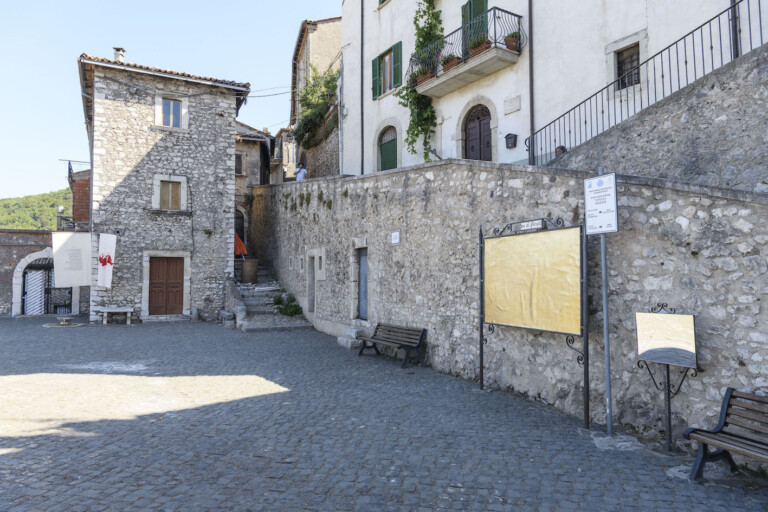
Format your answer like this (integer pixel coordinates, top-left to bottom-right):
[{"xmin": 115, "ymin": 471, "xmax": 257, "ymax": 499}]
[
  {"xmin": 406, "ymin": 7, "xmax": 527, "ymax": 85},
  {"xmin": 528, "ymin": 0, "xmax": 767, "ymax": 165}
]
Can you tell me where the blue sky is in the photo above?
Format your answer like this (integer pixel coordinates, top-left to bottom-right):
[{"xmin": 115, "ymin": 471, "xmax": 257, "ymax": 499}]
[{"xmin": 0, "ymin": 0, "xmax": 341, "ymax": 199}]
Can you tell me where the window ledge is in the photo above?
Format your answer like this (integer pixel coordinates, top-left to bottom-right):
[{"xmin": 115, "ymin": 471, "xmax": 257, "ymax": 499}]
[
  {"xmin": 375, "ymin": 86, "xmax": 400, "ymax": 101},
  {"xmin": 150, "ymin": 125, "xmax": 190, "ymax": 134},
  {"xmin": 149, "ymin": 208, "xmax": 193, "ymax": 216},
  {"xmin": 377, "ymin": 0, "xmax": 393, "ymax": 10}
]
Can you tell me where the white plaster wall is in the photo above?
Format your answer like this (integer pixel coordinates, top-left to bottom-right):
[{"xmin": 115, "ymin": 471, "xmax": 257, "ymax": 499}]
[{"xmin": 341, "ymin": 0, "xmax": 731, "ymax": 174}]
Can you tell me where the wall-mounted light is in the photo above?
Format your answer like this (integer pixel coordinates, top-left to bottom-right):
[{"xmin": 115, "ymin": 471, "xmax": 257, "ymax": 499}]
[{"xmin": 505, "ymin": 133, "xmax": 518, "ymax": 149}]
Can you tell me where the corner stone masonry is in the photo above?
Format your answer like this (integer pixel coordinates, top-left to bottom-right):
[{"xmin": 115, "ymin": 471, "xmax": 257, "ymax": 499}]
[{"xmin": 251, "ymin": 160, "xmax": 768, "ymax": 463}]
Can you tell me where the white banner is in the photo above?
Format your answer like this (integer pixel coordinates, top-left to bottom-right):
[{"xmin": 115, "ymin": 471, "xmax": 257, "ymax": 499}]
[
  {"xmin": 97, "ymin": 234, "xmax": 117, "ymax": 288},
  {"xmin": 52, "ymin": 232, "xmax": 91, "ymax": 288}
]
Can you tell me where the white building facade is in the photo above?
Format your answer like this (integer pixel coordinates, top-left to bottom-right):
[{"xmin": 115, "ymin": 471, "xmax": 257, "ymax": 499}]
[{"xmin": 340, "ymin": 0, "xmax": 734, "ymax": 174}]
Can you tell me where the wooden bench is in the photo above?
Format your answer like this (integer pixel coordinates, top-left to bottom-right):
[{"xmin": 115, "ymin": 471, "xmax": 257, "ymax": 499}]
[
  {"xmin": 92, "ymin": 306, "xmax": 134, "ymax": 325},
  {"xmin": 684, "ymin": 387, "xmax": 768, "ymax": 481},
  {"xmin": 358, "ymin": 323, "xmax": 426, "ymax": 368}
]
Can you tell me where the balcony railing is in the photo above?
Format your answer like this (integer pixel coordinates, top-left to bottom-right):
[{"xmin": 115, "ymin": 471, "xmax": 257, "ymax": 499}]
[
  {"xmin": 405, "ymin": 7, "xmax": 527, "ymax": 88},
  {"xmin": 527, "ymin": 0, "xmax": 767, "ymax": 165},
  {"xmin": 57, "ymin": 216, "xmax": 89, "ymax": 232}
]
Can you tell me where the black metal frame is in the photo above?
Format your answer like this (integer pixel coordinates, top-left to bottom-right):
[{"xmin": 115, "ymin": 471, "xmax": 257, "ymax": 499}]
[
  {"xmin": 406, "ymin": 7, "xmax": 527, "ymax": 85},
  {"xmin": 527, "ymin": 0, "xmax": 766, "ymax": 165},
  {"xmin": 479, "ymin": 217, "xmax": 590, "ymax": 429},
  {"xmin": 637, "ymin": 303, "xmax": 698, "ymax": 452}
]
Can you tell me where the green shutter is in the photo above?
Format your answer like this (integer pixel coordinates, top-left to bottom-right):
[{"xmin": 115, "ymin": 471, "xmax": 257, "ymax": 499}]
[
  {"xmin": 372, "ymin": 56, "xmax": 380, "ymax": 99},
  {"xmin": 462, "ymin": 2, "xmax": 470, "ymax": 25},
  {"xmin": 476, "ymin": 0, "xmax": 488, "ymax": 16},
  {"xmin": 392, "ymin": 42, "xmax": 402, "ymax": 88}
]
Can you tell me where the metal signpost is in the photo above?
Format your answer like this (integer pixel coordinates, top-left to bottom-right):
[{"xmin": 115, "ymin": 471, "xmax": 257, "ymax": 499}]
[{"xmin": 584, "ymin": 168, "xmax": 618, "ymax": 436}]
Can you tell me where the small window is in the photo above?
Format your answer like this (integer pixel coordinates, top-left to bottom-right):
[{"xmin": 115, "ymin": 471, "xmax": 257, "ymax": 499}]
[
  {"xmin": 381, "ymin": 51, "xmax": 394, "ymax": 93},
  {"xmin": 159, "ymin": 180, "xmax": 181, "ymax": 210},
  {"xmin": 372, "ymin": 42, "xmax": 402, "ymax": 99},
  {"xmin": 235, "ymin": 154, "xmax": 244, "ymax": 175},
  {"xmin": 616, "ymin": 44, "xmax": 640, "ymax": 90},
  {"xmin": 162, "ymin": 98, "xmax": 182, "ymax": 128}
]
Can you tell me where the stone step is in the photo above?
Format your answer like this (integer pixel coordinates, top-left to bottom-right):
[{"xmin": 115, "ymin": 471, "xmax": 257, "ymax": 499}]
[{"xmin": 240, "ymin": 313, "xmax": 313, "ymax": 333}]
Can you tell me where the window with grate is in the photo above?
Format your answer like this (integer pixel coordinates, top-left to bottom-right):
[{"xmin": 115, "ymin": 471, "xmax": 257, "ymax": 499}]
[
  {"xmin": 235, "ymin": 154, "xmax": 244, "ymax": 175},
  {"xmin": 616, "ymin": 44, "xmax": 640, "ymax": 90}
]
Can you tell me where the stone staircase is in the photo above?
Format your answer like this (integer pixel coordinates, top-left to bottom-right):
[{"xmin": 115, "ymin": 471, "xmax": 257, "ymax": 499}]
[{"xmin": 236, "ymin": 265, "xmax": 313, "ymax": 332}]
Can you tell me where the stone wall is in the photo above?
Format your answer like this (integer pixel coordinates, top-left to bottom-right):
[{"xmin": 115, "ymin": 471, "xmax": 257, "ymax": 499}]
[
  {"xmin": 251, "ymin": 160, "xmax": 768, "ymax": 457},
  {"xmin": 553, "ymin": 44, "xmax": 768, "ymax": 193},
  {"xmin": 90, "ymin": 67, "xmax": 237, "ymax": 321},
  {"xmin": 0, "ymin": 230, "xmax": 51, "ymax": 316},
  {"xmin": 304, "ymin": 124, "xmax": 339, "ymax": 179}
]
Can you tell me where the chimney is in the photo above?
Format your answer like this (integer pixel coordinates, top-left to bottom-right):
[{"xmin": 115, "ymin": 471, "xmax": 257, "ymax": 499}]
[{"xmin": 113, "ymin": 47, "xmax": 125, "ymax": 63}]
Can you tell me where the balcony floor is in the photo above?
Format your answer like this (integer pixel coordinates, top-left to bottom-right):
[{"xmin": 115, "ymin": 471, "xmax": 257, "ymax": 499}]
[{"xmin": 416, "ymin": 46, "xmax": 519, "ymax": 98}]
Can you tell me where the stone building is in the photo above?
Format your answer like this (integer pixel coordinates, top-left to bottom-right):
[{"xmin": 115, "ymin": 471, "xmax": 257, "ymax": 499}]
[
  {"xmin": 235, "ymin": 121, "xmax": 273, "ymax": 251},
  {"xmin": 78, "ymin": 49, "xmax": 250, "ymax": 322},
  {"xmin": 271, "ymin": 128, "xmax": 298, "ymax": 182},
  {"xmin": 290, "ymin": 16, "xmax": 342, "ymax": 177}
]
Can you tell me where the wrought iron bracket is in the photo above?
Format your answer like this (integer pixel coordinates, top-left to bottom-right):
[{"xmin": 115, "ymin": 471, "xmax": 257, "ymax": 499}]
[
  {"xmin": 637, "ymin": 360, "xmax": 663, "ymax": 391},
  {"xmin": 566, "ymin": 335, "xmax": 584, "ymax": 366},
  {"xmin": 671, "ymin": 367, "xmax": 697, "ymax": 397},
  {"xmin": 482, "ymin": 323, "xmax": 495, "ymax": 345},
  {"xmin": 650, "ymin": 303, "xmax": 676, "ymax": 314}
]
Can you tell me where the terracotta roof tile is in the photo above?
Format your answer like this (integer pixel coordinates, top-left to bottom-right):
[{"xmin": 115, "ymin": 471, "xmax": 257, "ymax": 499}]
[{"xmin": 79, "ymin": 53, "xmax": 250, "ymax": 90}]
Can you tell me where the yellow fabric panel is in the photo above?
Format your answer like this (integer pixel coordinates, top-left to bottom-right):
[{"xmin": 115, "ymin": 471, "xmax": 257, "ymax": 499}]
[
  {"xmin": 484, "ymin": 228, "xmax": 581, "ymax": 335},
  {"xmin": 636, "ymin": 313, "xmax": 697, "ymax": 368}
]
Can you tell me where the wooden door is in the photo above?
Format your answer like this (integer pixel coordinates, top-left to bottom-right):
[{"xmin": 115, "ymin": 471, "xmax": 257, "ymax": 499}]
[
  {"xmin": 464, "ymin": 105, "xmax": 492, "ymax": 161},
  {"xmin": 149, "ymin": 257, "xmax": 184, "ymax": 315}
]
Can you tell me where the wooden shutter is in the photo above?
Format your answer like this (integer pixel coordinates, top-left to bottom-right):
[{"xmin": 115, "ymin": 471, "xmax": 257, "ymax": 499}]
[
  {"xmin": 380, "ymin": 139, "xmax": 397, "ymax": 171},
  {"xmin": 392, "ymin": 42, "xmax": 402, "ymax": 88},
  {"xmin": 462, "ymin": 1, "xmax": 470, "ymax": 25},
  {"xmin": 372, "ymin": 56, "xmax": 380, "ymax": 99}
]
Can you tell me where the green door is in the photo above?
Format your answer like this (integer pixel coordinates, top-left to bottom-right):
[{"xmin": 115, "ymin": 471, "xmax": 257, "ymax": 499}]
[{"xmin": 380, "ymin": 139, "xmax": 397, "ymax": 171}]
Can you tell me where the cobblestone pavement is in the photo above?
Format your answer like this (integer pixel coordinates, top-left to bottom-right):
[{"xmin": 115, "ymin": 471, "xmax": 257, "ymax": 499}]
[{"xmin": 1, "ymin": 317, "xmax": 766, "ymax": 511}]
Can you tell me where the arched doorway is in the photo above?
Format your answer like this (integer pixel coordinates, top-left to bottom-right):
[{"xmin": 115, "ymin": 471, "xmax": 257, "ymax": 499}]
[
  {"xmin": 378, "ymin": 126, "xmax": 398, "ymax": 171},
  {"xmin": 235, "ymin": 209, "xmax": 245, "ymax": 244},
  {"xmin": 12, "ymin": 247, "xmax": 76, "ymax": 316},
  {"xmin": 464, "ymin": 105, "xmax": 492, "ymax": 161}
]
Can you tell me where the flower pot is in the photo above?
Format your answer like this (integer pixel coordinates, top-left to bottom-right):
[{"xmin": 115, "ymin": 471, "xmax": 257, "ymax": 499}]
[
  {"xmin": 468, "ymin": 41, "xmax": 491, "ymax": 58},
  {"xmin": 241, "ymin": 259, "xmax": 259, "ymax": 284},
  {"xmin": 442, "ymin": 57, "xmax": 462, "ymax": 72},
  {"xmin": 416, "ymin": 72, "xmax": 435, "ymax": 85},
  {"xmin": 505, "ymin": 36, "xmax": 520, "ymax": 51}
]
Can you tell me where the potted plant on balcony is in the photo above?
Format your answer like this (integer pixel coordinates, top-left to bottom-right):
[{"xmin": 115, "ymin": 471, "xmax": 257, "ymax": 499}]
[
  {"xmin": 440, "ymin": 53, "xmax": 462, "ymax": 72},
  {"xmin": 468, "ymin": 33, "xmax": 491, "ymax": 58},
  {"xmin": 505, "ymin": 31, "xmax": 521, "ymax": 51},
  {"xmin": 414, "ymin": 63, "xmax": 436, "ymax": 85}
]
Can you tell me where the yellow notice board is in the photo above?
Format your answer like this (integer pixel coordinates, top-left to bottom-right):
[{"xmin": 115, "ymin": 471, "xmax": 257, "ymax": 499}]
[{"xmin": 484, "ymin": 227, "xmax": 582, "ymax": 335}]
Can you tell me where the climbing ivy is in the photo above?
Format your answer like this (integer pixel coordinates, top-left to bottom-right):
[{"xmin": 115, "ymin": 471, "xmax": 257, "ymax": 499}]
[{"xmin": 394, "ymin": 0, "xmax": 443, "ymax": 161}]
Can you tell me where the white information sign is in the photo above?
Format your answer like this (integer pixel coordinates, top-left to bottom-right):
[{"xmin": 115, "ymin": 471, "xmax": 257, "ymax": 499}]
[
  {"xmin": 52, "ymin": 232, "xmax": 91, "ymax": 287},
  {"xmin": 391, "ymin": 230, "xmax": 401, "ymax": 245},
  {"xmin": 584, "ymin": 173, "xmax": 619, "ymax": 235}
]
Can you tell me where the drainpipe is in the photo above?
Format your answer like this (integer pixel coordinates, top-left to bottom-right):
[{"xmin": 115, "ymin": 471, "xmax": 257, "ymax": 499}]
[
  {"xmin": 527, "ymin": 0, "xmax": 535, "ymax": 165},
  {"xmin": 360, "ymin": 0, "xmax": 365, "ymax": 175},
  {"xmin": 730, "ymin": 0, "xmax": 741, "ymax": 60}
]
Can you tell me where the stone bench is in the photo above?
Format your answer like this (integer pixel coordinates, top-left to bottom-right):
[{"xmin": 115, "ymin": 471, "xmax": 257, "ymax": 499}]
[{"xmin": 92, "ymin": 306, "xmax": 134, "ymax": 325}]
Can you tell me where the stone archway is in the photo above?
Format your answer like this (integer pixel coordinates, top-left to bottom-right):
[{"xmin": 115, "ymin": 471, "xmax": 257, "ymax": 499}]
[
  {"xmin": 455, "ymin": 95, "xmax": 499, "ymax": 162},
  {"xmin": 12, "ymin": 248, "xmax": 52, "ymax": 317}
]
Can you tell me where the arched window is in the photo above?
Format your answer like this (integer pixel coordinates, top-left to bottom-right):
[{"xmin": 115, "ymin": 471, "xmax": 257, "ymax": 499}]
[
  {"xmin": 378, "ymin": 126, "xmax": 398, "ymax": 171},
  {"xmin": 463, "ymin": 105, "xmax": 492, "ymax": 161}
]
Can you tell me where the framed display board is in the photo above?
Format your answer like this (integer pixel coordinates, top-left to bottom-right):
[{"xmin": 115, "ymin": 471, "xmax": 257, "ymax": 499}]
[{"xmin": 484, "ymin": 226, "xmax": 582, "ymax": 336}]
